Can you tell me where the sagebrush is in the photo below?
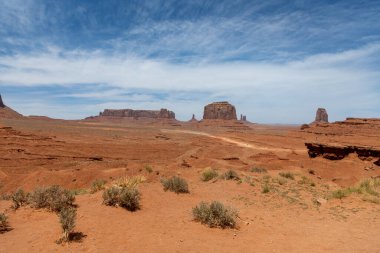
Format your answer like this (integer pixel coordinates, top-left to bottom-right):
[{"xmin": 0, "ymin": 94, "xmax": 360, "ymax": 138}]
[
  {"xmin": 192, "ymin": 201, "xmax": 238, "ymax": 228},
  {"xmin": 161, "ymin": 176, "xmax": 189, "ymax": 193},
  {"xmin": 58, "ymin": 207, "xmax": 76, "ymax": 242}
]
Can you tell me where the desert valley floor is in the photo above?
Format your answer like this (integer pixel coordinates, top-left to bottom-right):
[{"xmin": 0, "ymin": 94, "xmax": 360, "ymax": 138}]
[{"xmin": 1, "ymin": 116, "xmax": 380, "ymax": 252}]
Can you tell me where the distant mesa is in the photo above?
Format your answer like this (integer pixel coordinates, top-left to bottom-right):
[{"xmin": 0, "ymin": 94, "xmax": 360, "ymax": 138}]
[
  {"xmin": 96, "ymin": 108, "xmax": 175, "ymax": 120},
  {"xmin": 314, "ymin": 108, "xmax": 329, "ymax": 123},
  {"xmin": 240, "ymin": 114, "xmax": 247, "ymax": 121},
  {"xmin": 203, "ymin": 101, "xmax": 237, "ymax": 120}
]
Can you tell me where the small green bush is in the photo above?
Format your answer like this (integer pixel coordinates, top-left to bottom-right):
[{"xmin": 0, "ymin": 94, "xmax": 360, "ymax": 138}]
[
  {"xmin": 12, "ymin": 188, "xmax": 29, "ymax": 210},
  {"xmin": 0, "ymin": 212, "xmax": 9, "ymax": 232},
  {"xmin": 118, "ymin": 187, "xmax": 140, "ymax": 211},
  {"xmin": 145, "ymin": 165, "xmax": 153, "ymax": 173},
  {"xmin": 279, "ymin": 172, "xmax": 295, "ymax": 180},
  {"xmin": 222, "ymin": 170, "xmax": 240, "ymax": 181},
  {"xmin": 29, "ymin": 185, "xmax": 75, "ymax": 212},
  {"xmin": 251, "ymin": 167, "xmax": 267, "ymax": 173},
  {"xmin": 91, "ymin": 179, "xmax": 107, "ymax": 193},
  {"xmin": 59, "ymin": 207, "xmax": 76, "ymax": 242},
  {"xmin": 102, "ymin": 186, "xmax": 120, "ymax": 206},
  {"xmin": 102, "ymin": 186, "xmax": 141, "ymax": 211},
  {"xmin": 192, "ymin": 201, "xmax": 238, "ymax": 228},
  {"xmin": 262, "ymin": 183, "xmax": 270, "ymax": 193},
  {"xmin": 201, "ymin": 168, "xmax": 218, "ymax": 182},
  {"xmin": 331, "ymin": 189, "xmax": 350, "ymax": 199},
  {"xmin": 161, "ymin": 176, "xmax": 189, "ymax": 193}
]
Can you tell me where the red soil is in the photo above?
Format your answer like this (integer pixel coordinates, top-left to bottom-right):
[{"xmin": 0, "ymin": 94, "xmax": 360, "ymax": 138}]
[{"xmin": 0, "ymin": 117, "xmax": 380, "ymax": 252}]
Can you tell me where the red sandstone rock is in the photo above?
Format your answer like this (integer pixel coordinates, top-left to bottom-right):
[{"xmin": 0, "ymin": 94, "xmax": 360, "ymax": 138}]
[
  {"xmin": 189, "ymin": 114, "xmax": 198, "ymax": 122},
  {"xmin": 203, "ymin": 101, "xmax": 237, "ymax": 120},
  {"xmin": 99, "ymin": 108, "xmax": 175, "ymax": 119},
  {"xmin": 315, "ymin": 108, "xmax": 328, "ymax": 123},
  {"xmin": 0, "ymin": 94, "xmax": 5, "ymax": 108}
]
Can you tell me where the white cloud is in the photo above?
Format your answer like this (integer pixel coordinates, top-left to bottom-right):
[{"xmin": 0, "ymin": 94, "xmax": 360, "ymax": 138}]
[{"xmin": 1, "ymin": 43, "xmax": 379, "ymax": 123}]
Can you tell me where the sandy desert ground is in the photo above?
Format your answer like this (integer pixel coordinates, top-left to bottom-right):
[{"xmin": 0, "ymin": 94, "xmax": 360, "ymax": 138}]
[{"xmin": 1, "ymin": 116, "xmax": 380, "ymax": 253}]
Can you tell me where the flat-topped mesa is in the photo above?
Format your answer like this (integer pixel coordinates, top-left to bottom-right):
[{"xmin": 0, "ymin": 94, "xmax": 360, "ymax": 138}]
[
  {"xmin": 0, "ymin": 94, "xmax": 5, "ymax": 108},
  {"xmin": 99, "ymin": 108, "xmax": 175, "ymax": 119},
  {"xmin": 203, "ymin": 101, "xmax": 237, "ymax": 120},
  {"xmin": 314, "ymin": 108, "xmax": 328, "ymax": 123}
]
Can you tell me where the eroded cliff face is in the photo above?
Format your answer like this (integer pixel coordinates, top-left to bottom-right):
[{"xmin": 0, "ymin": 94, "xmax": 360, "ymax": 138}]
[
  {"xmin": 99, "ymin": 108, "xmax": 175, "ymax": 119},
  {"xmin": 203, "ymin": 102, "xmax": 237, "ymax": 120},
  {"xmin": 304, "ymin": 118, "xmax": 380, "ymax": 166}
]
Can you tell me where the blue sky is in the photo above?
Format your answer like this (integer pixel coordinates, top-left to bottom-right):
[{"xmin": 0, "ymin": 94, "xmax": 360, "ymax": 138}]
[{"xmin": 0, "ymin": 0, "xmax": 379, "ymax": 123}]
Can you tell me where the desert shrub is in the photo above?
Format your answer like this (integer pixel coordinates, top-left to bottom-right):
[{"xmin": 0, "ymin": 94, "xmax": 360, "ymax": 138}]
[
  {"xmin": 161, "ymin": 176, "xmax": 189, "ymax": 193},
  {"xmin": 273, "ymin": 177, "xmax": 287, "ymax": 186},
  {"xmin": 58, "ymin": 207, "xmax": 76, "ymax": 242},
  {"xmin": 114, "ymin": 175, "xmax": 146, "ymax": 188},
  {"xmin": 298, "ymin": 176, "xmax": 315, "ymax": 187},
  {"xmin": 262, "ymin": 183, "xmax": 270, "ymax": 193},
  {"xmin": 330, "ymin": 178, "xmax": 380, "ymax": 201},
  {"xmin": 201, "ymin": 168, "xmax": 218, "ymax": 182},
  {"xmin": 222, "ymin": 170, "xmax": 240, "ymax": 181},
  {"xmin": 102, "ymin": 186, "xmax": 120, "ymax": 206},
  {"xmin": 70, "ymin": 188, "xmax": 88, "ymax": 195},
  {"xmin": 331, "ymin": 189, "xmax": 350, "ymax": 199},
  {"xmin": 118, "ymin": 187, "xmax": 140, "ymax": 211},
  {"xmin": 145, "ymin": 165, "xmax": 153, "ymax": 173},
  {"xmin": 0, "ymin": 212, "xmax": 9, "ymax": 232},
  {"xmin": 279, "ymin": 172, "xmax": 295, "ymax": 180},
  {"xmin": 12, "ymin": 188, "xmax": 29, "ymax": 210},
  {"xmin": 103, "ymin": 186, "xmax": 141, "ymax": 211},
  {"xmin": 91, "ymin": 179, "xmax": 107, "ymax": 193},
  {"xmin": 29, "ymin": 185, "xmax": 75, "ymax": 212},
  {"xmin": 251, "ymin": 167, "xmax": 267, "ymax": 173},
  {"xmin": 192, "ymin": 201, "xmax": 238, "ymax": 228}
]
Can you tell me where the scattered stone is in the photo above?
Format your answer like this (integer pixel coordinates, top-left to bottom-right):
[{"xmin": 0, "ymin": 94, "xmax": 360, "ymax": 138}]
[
  {"xmin": 316, "ymin": 198, "xmax": 327, "ymax": 206},
  {"xmin": 203, "ymin": 101, "xmax": 237, "ymax": 120},
  {"xmin": 314, "ymin": 108, "xmax": 329, "ymax": 123}
]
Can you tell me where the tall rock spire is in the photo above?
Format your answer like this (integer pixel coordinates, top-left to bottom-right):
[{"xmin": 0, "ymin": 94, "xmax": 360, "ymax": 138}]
[{"xmin": 0, "ymin": 94, "xmax": 5, "ymax": 108}]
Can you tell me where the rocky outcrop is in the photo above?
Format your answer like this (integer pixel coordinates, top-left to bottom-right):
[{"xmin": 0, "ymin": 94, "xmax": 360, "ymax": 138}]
[
  {"xmin": 0, "ymin": 95, "xmax": 5, "ymax": 108},
  {"xmin": 99, "ymin": 108, "xmax": 175, "ymax": 119},
  {"xmin": 203, "ymin": 102, "xmax": 237, "ymax": 120},
  {"xmin": 189, "ymin": 114, "xmax": 198, "ymax": 122},
  {"xmin": 240, "ymin": 114, "xmax": 247, "ymax": 121},
  {"xmin": 315, "ymin": 108, "xmax": 328, "ymax": 123},
  {"xmin": 305, "ymin": 142, "xmax": 380, "ymax": 166}
]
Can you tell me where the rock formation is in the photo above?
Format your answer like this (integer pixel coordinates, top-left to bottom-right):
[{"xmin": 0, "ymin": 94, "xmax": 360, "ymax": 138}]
[
  {"xmin": 315, "ymin": 108, "xmax": 328, "ymax": 123},
  {"xmin": 240, "ymin": 114, "xmax": 247, "ymax": 121},
  {"xmin": 0, "ymin": 94, "xmax": 5, "ymax": 108},
  {"xmin": 203, "ymin": 102, "xmax": 237, "ymax": 120},
  {"xmin": 99, "ymin": 108, "xmax": 175, "ymax": 119},
  {"xmin": 189, "ymin": 114, "xmax": 198, "ymax": 122},
  {"xmin": 305, "ymin": 142, "xmax": 380, "ymax": 166}
]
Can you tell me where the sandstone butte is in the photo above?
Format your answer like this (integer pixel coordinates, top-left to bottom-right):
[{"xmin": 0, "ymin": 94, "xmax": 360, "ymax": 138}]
[
  {"xmin": 203, "ymin": 101, "xmax": 237, "ymax": 120},
  {"xmin": 314, "ymin": 108, "xmax": 329, "ymax": 123}
]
